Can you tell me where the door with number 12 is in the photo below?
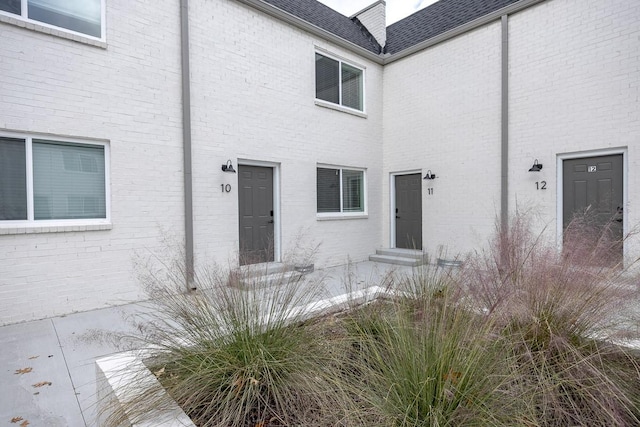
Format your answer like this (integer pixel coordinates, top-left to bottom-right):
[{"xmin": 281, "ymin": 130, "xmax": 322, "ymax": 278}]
[{"xmin": 562, "ymin": 154, "xmax": 623, "ymax": 264}]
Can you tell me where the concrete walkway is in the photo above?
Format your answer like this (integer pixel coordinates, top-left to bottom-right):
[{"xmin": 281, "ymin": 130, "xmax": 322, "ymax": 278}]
[{"xmin": 0, "ymin": 261, "xmax": 412, "ymax": 427}]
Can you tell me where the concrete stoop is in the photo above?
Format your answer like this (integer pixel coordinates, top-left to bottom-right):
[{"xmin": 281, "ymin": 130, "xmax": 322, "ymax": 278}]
[
  {"xmin": 233, "ymin": 262, "xmax": 304, "ymax": 290},
  {"xmin": 369, "ymin": 248, "xmax": 427, "ymax": 267}
]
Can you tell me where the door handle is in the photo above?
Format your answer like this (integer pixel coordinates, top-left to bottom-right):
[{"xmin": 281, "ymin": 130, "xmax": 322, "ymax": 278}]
[
  {"xmin": 613, "ymin": 206, "xmax": 623, "ymax": 222},
  {"xmin": 268, "ymin": 220, "xmax": 274, "ymax": 224},
  {"xmin": 396, "ymin": 216, "xmax": 401, "ymax": 219}
]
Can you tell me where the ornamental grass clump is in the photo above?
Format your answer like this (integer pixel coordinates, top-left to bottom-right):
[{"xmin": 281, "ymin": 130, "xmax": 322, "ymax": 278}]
[
  {"xmin": 103, "ymin": 255, "xmax": 350, "ymax": 427},
  {"xmin": 100, "ymin": 215, "xmax": 640, "ymax": 426},
  {"xmin": 463, "ymin": 213, "xmax": 640, "ymax": 426},
  {"xmin": 342, "ymin": 265, "xmax": 509, "ymax": 427}
]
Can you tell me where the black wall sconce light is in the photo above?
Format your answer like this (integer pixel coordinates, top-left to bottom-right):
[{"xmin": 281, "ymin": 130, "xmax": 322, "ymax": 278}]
[
  {"xmin": 222, "ymin": 159, "xmax": 236, "ymax": 173},
  {"xmin": 528, "ymin": 159, "xmax": 543, "ymax": 172},
  {"xmin": 423, "ymin": 170, "xmax": 436, "ymax": 180}
]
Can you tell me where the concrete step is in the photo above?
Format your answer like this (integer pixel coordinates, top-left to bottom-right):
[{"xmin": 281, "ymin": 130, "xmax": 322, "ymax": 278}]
[
  {"xmin": 368, "ymin": 254, "xmax": 423, "ymax": 267},
  {"xmin": 237, "ymin": 270, "xmax": 304, "ymax": 290},
  {"xmin": 369, "ymin": 248, "xmax": 428, "ymax": 267},
  {"xmin": 375, "ymin": 248, "xmax": 425, "ymax": 260},
  {"xmin": 239, "ymin": 262, "xmax": 289, "ymax": 279}
]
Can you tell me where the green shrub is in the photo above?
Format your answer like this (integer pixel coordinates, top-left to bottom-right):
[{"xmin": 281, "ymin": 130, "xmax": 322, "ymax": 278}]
[
  {"xmin": 104, "ymin": 261, "xmax": 350, "ymax": 427},
  {"xmin": 344, "ymin": 272, "xmax": 508, "ymax": 427}
]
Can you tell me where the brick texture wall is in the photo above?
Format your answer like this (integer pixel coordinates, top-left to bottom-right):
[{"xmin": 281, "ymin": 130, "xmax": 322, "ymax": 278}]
[
  {"xmin": 382, "ymin": 0, "xmax": 639, "ymax": 260},
  {"xmin": 0, "ymin": 0, "xmax": 384, "ymax": 324},
  {"xmin": 188, "ymin": 0, "xmax": 384, "ymax": 270},
  {"xmin": 1, "ymin": 0, "xmax": 637, "ymax": 324},
  {"xmin": 509, "ymin": 0, "xmax": 640, "ymax": 257},
  {"xmin": 0, "ymin": 0, "xmax": 184, "ymax": 324},
  {"xmin": 382, "ymin": 22, "xmax": 503, "ymax": 257}
]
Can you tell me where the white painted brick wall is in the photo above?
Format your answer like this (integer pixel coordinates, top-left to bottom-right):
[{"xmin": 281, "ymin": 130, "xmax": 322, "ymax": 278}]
[
  {"xmin": 382, "ymin": 22, "xmax": 503, "ymax": 258},
  {"xmin": 188, "ymin": 0, "xmax": 384, "ymax": 270},
  {"xmin": 353, "ymin": 2, "xmax": 386, "ymax": 47},
  {"xmin": 509, "ymin": 0, "xmax": 640, "ymax": 259},
  {"xmin": 0, "ymin": 0, "xmax": 185, "ymax": 324},
  {"xmin": 1, "ymin": 0, "xmax": 637, "ymax": 324},
  {"xmin": 381, "ymin": 0, "xmax": 639, "ymax": 260},
  {"xmin": 0, "ymin": 0, "xmax": 384, "ymax": 324}
]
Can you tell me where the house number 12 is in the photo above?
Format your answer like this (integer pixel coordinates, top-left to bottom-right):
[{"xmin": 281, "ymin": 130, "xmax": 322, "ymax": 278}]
[
  {"xmin": 535, "ymin": 181, "xmax": 547, "ymax": 190},
  {"xmin": 221, "ymin": 184, "xmax": 231, "ymax": 193}
]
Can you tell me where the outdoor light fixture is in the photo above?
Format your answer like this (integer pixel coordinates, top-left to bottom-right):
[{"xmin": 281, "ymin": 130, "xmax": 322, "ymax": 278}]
[
  {"xmin": 528, "ymin": 159, "xmax": 543, "ymax": 172},
  {"xmin": 222, "ymin": 159, "xmax": 236, "ymax": 173},
  {"xmin": 423, "ymin": 170, "xmax": 436, "ymax": 180}
]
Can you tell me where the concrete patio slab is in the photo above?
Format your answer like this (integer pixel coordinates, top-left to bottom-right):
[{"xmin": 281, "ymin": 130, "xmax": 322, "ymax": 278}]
[
  {"xmin": 0, "ymin": 261, "xmax": 415, "ymax": 426},
  {"xmin": 52, "ymin": 304, "xmax": 155, "ymax": 426},
  {"xmin": 0, "ymin": 318, "xmax": 85, "ymax": 426}
]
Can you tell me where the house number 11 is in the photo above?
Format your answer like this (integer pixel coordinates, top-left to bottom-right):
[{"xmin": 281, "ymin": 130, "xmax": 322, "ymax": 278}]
[{"xmin": 221, "ymin": 184, "xmax": 231, "ymax": 193}]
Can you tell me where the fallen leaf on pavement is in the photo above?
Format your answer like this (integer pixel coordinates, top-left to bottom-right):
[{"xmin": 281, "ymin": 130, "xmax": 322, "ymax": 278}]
[
  {"xmin": 14, "ymin": 368, "xmax": 33, "ymax": 375},
  {"xmin": 10, "ymin": 417, "xmax": 23, "ymax": 423},
  {"xmin": 28, "ymin": 356, "xmax": 39, "ymax": 360},
  {"xmin": 20, "ymin": 421, "xmax": 29, "ymax": 427},
  {"xmin": 32, "ymin": 381, "xmax": 52, "ymax": 388}
]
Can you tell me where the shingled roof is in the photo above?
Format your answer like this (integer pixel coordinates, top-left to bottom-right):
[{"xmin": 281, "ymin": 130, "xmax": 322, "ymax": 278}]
[
  {"xmin": 258, "ymin": 0, "xmax": 524, "ymax": 58},
  {"xmin": 385, "ymin": 0, "xmax": 521, "ymax": 54},
  {"xmin": 260, "ymin": 0, "xmax": 382, "ymax": 53}
]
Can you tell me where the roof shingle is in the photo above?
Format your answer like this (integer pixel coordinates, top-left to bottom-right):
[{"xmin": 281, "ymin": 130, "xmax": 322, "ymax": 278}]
[
  {"xmin": 260, "ymin": 0, "xmax": 381, "ymax": 53},
  {"xmin": 385, "ymin": 0, "xmax": 521, "ymax": 54},
  {"xmin": 258, "ymin": 0, "xmax": 523, "ymax": 57}
]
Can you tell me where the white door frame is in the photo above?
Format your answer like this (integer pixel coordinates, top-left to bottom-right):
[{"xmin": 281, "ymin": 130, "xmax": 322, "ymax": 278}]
[
  {"xmin": 237, "ymin": 159, "xmax": 281, "ymax": 263},
  {"xmin": 389, "ymin": 169, "xmax": 422, "ymax": 249},
  {"xmin": 556, "ymin": 147, "xmax": 627, "ymax": 257}
]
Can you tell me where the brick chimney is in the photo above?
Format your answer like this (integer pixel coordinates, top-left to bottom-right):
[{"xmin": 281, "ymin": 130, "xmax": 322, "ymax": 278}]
[{"xmin": 351, "ymin": 0, "xmax": 386, "ymax": 49}]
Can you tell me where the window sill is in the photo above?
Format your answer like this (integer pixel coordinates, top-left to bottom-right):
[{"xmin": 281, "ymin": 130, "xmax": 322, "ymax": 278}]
[
  {"xmin": 317, "ymin": 214, "xmax": 368, "ymax": 221},
  {"xmin": 0, "ymin": 222, "xmax": 112, "ymax": 235},
  {"xmin": 314, "ymin": 100, "xmax": 367, "ymax": 118},
  {"xmin": 0, "ymin": 14, "xmax": 107, "ymax": 48}
]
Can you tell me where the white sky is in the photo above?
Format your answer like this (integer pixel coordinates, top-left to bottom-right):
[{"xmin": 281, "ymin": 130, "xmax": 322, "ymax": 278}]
[{"xmin": 317, "ymin": 0, "xmax": 439, "ymax": 25}]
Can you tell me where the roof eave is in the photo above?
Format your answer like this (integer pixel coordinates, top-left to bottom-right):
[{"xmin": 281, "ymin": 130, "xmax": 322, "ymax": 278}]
[
  {"xmin": 383, "ymin": 0, "xmax": 546, "ymax": 64},
  {"xmin": 236, "ymin": 0, "xmax": 384, "ymax": 64},
  {"xmin": 238, "ymin": 0, "xmax": 546, "ymax": 66}
]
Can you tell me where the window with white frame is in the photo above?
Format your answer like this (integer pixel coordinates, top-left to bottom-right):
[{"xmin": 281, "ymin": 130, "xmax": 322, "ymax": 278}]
[
  {"xmin": 315, "ymin": 52, "xmax": 364, "ymax": 112},
  {"xmin": 0, "ymin": 135, "xmax": 108, "ymax": 223},
  {"xmin": 0, "ymin": 0, "xmax": 103, "ymax": 39},
  {"xmin": 317, "ymin": 167, "xmax": 365, "ymax": 215}
]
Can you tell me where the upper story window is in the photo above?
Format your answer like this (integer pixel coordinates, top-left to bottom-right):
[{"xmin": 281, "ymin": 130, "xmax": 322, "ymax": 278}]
[
  {"xmin": 317, "ymin": 166, "xmax": 366, "ymax": 216},
  {"xmin": 315, "ymin": 52, "xmax": 364, "ymax": 112},
  {"xmin": 0, "ymin": 0, "xmax": 103, "ymax": 39},
  {"xmin": 0, "ymin": 134, "xmax": 109, "ymax": 225}
]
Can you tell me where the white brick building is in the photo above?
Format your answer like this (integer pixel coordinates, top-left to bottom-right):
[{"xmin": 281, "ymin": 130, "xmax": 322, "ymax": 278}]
[{"xmin": 0, "ymin": 0, "xmax": 638, "ymax": 324}]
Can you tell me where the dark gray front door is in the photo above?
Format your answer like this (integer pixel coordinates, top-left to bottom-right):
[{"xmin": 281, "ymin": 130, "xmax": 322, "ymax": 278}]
[
  {"xmin": 563, "ymin": 154, "xmax": 623, "ymax": 264},
  {"xmin": 238, "ymin": 165, "xmax": 274, "ymax": 265},
  {"xmin": 395, "ymin": 173, "xmax": 422, "ymax": 250}
]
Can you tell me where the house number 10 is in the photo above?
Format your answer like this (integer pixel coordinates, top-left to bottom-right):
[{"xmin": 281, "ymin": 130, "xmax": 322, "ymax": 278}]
[{"xmin": 221, "ymin": 184, "xmax": 232, "ymax": 193}]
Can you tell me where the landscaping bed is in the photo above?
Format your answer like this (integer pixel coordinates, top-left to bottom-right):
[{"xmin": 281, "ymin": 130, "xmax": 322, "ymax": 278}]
[{"xmin": 98, "ymin": 216, "xmax": 640, "ymax": 426}]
